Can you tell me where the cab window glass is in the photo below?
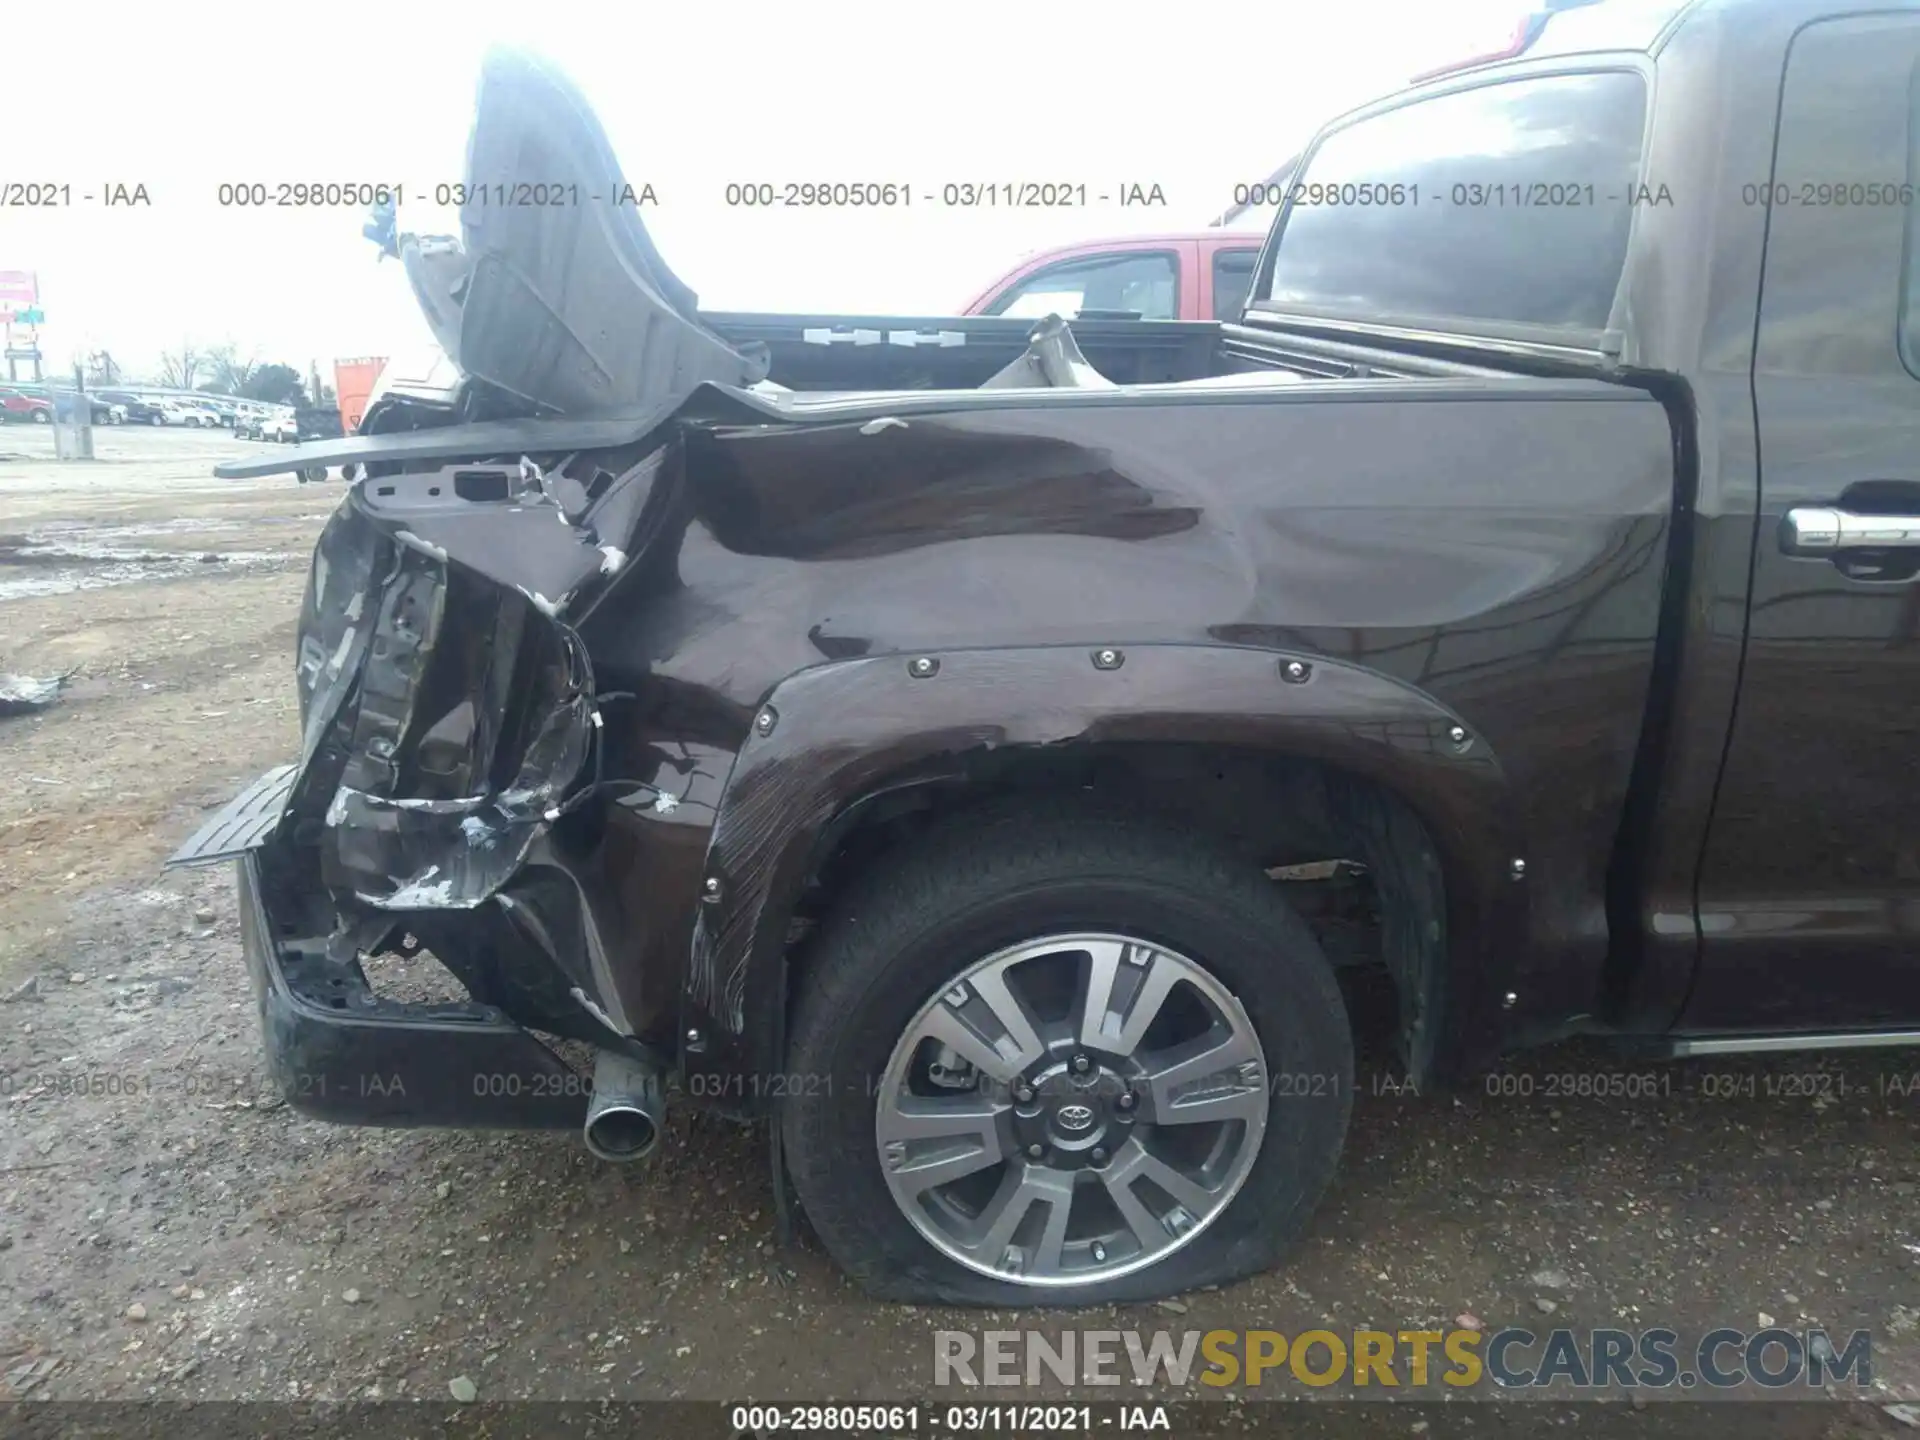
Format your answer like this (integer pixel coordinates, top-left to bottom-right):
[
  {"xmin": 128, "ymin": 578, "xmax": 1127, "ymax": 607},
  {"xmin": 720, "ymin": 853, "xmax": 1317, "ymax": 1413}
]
[{"xmin": 987, "ymin": 252, "xmax": 1179, "ymax": 320}]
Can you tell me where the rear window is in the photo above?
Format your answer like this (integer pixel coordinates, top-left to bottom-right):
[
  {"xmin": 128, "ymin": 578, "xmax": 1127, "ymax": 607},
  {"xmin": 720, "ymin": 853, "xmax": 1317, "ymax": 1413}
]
[
  {"xmin": 1211, "ymin": 248, "xmax": 1259, "ymax": 320},
  {"xmin": 1260, "ymin": 69, "xmax": 1649, "ymax": 335},
  {"xmin": 985, "ymin": 251, "xmax": 1179, "ymax": 321}
]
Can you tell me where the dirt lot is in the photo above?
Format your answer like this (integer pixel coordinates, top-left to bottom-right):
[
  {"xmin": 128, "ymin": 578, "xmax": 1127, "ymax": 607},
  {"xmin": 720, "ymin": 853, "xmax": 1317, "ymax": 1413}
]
[{"xmin": 2, "ymin": 424, "xmax": 1919, "ymax": 1434}]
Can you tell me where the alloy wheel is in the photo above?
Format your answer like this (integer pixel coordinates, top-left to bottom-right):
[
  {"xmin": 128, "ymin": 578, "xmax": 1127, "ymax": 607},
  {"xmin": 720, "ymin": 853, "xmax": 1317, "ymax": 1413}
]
[{"xmin": 874, "ymin": 932, "xmax": 1268, "ymax": 1288}]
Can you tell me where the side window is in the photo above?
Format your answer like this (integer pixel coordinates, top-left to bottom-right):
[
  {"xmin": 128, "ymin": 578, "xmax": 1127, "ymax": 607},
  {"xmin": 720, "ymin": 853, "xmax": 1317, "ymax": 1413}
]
[
  {"xmin": 1262, "ymin": 71, "xmax": 1648, "ymax": 333},
  {"xmin": 985, "ymin": 251, "xmax": 1179, "ymax": 320},
  {"xmin": 1211, "ymin": 248, "xmax": 1259, "ymax": 321},
  {"xmin": 1754, "ymin": 15, "xmax": 1920, "ymax": 380}
]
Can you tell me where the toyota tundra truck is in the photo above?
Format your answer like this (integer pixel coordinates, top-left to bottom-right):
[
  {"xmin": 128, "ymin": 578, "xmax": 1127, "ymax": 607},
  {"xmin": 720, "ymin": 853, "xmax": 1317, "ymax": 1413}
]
[{"xmin": 172, "ymin": 0, "xmax": 1920, "ymax": 1305}]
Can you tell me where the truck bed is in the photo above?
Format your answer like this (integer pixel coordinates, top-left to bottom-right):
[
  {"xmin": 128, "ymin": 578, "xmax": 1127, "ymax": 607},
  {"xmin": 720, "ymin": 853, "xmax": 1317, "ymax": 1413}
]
[{"xmin": 701, "ymin": 313, "xmax": 1221, "ymax": 392}]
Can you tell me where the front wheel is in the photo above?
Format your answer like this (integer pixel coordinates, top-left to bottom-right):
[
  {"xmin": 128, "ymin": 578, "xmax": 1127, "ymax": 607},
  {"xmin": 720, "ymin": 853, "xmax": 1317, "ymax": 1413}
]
[
  {"xmin": 30, "ymin": 410, "xmax": 49, "ymax": 423},
  {"xmin": 782, "ymin": 803, "xmax": 1353, "ymax": 1305}
]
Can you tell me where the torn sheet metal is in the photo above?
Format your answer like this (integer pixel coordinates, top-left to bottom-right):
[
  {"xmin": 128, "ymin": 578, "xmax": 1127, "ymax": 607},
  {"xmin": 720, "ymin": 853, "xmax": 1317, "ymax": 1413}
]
[
  {"xmin": 335, "ymin": 684, "xmax": 593, "ymax": 912},
  {"xmin": 287, "ymin": 498, "xmax": 599, "ymax": 914},
  {"xmin": 0, "ymin": 673, "xmax": 67, "ymax": 716},
  {"xmin": 349, "ymin": 442, "xmax": 667, "ymax": 620},
  {"xmin": 979, "ymin": 315, "xmax": 1117, "ymax": 390}
]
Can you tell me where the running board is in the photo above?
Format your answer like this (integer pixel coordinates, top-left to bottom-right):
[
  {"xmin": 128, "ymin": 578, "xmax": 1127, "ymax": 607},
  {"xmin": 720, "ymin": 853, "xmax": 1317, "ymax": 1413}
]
[{"xmin": 1659, "ymin": 1029, "xmax": 1920, "ymax": 1058}]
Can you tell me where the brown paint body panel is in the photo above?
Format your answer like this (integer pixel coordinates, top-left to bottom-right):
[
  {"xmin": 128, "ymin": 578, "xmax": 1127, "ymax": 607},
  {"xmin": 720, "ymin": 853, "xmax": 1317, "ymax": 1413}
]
[
  {"xmin": 686, "ymin": 643, "xmax": 1527, "ymax": 1092},
  {"xmin": 567, "ymin": 381, "xmax": 1678, "ymax": 1085}
]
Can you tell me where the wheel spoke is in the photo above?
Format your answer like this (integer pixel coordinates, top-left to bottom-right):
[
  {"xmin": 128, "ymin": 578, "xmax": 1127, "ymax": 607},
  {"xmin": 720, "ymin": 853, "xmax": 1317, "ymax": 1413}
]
[
  {"xmin": 1104, "ymin": 1138, "xmax": 1217, "ymax": 1234},
  {"xmin": 918, "ymin": 964, "xmax": 1045, "ymax": 1083},
  {"xmin": 877, "ymin": 1094, "xmax": 1005, "ymax": 1196},
  {"xmin": 1100, "ymin": 1147, "xmax": 1171, "ymax": 1251},
  {"xmin": 1029, "ymin": 1175, "xmax": 1075, "ymax": 1275},
  {"xmin": 964, "ymin": 1165, "xmax": 1075, "ymax": 1276},
  {"xmin": 969, "ymin": 964, "xmax": 1046, "ymax": 1073},
  {"xmin": 1078, "ymin": 942, "xmax": 1183, "ymax": 1057},
  {"xmin": 1141, "ymin": 1026, "xmax": 1264, "ymax": 1122},
  {"xmin": 877, "ymin": 1091, "xmax": 1003, "ymax": 1143},
  {"xmin": 1152, "ymin": 1082, "xmax": 1265, "ymax": 1127},
  {"xmin": 1076, "ymin": 938, "xmax": 1126, "ymax": 1050},
  {"xmin": 1124, "ymin": 1146, "xmax": 1218, "ymax": 1217}
]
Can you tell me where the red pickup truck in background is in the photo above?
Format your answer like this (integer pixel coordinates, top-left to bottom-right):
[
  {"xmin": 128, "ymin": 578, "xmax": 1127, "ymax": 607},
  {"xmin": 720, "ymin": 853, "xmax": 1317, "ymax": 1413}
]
[
  {"xmin": 959, "ymin": 232, "xmax": 1265, "ymax": 323},
  {"xmin": 0, "ymin": 386, "xmax": 53, "ymax": 423},
  {"xmin": 952, "ymin": 4, "xmax": 1600, "ymax": 325}
]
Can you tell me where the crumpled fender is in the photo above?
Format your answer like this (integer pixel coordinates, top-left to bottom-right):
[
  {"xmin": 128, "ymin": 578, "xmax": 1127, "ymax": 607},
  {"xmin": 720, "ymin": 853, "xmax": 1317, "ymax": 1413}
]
[{"xmin": 680, "ymin": 641, "xmax": 1531, "ymax": 1098}]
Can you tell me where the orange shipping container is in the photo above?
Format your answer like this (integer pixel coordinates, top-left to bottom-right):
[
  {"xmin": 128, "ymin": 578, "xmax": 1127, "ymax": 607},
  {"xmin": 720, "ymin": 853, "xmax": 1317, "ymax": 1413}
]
[{"xmin": 333, "ymin": 356, "xmax": 388, "ymax": 434}]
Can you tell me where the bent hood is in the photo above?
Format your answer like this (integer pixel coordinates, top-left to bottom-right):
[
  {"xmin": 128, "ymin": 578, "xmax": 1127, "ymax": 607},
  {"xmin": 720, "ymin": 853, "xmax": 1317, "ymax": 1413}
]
[{"xmin": 393, "ymin": 46, "xmax": 767, "ymax": 416}]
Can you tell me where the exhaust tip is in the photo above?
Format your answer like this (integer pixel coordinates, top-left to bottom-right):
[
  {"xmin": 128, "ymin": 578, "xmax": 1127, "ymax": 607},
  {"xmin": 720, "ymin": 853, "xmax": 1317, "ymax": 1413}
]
[
  {"xmin": 584, "ymin": 1049, "xmax": 665, "ymax": 1163},
  {"xmin": 584, "ymin": 1104, "xmax": 658, "ymax": 1162}
]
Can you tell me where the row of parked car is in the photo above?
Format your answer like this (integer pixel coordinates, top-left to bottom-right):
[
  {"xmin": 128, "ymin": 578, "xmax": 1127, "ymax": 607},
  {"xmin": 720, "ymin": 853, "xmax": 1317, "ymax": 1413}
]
[
  {"xmin": 0, "ymin": 382, "xmax": 301, "ymax": 439},
  {"xmin": 92, "ymin": 390, "xmax": 302, "ymax": 439}
]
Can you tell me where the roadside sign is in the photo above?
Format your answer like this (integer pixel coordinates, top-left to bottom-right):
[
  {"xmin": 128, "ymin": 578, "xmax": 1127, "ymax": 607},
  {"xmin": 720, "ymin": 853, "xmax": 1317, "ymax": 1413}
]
[
  {"xmin": 10, "ymin": 307, "xmax": 44, "ymax": 325},
  {"xmin": 0, "ymin": 271, "xmax": 38, "ymax": 305}
]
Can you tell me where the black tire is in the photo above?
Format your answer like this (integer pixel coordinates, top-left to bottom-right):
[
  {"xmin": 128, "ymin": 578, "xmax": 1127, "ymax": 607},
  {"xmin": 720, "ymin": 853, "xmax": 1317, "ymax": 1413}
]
[{"xmin": 782, "ymin": 801, "xmax": 1354, "ymax": 1306}]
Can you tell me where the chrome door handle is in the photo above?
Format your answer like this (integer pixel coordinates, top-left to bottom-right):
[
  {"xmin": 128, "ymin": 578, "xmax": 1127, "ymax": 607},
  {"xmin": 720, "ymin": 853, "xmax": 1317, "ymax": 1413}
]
[{"xmin": 1780, "ymin": 507, "xmax": 1920, "ymax": 555}]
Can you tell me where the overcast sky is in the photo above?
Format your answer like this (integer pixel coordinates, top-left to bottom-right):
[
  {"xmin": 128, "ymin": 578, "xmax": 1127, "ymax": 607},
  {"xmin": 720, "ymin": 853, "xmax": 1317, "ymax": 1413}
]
[{"xmin": 7, "ymin": 0, "xmax": 1517, "ymax": 381}]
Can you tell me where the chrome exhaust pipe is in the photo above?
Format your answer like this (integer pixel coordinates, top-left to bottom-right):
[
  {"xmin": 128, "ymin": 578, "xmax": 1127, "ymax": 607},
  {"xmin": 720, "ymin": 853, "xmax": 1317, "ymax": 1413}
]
[{"xmin": 583, "ymin": 1049, "xmax": 664, "ymax": 1162}]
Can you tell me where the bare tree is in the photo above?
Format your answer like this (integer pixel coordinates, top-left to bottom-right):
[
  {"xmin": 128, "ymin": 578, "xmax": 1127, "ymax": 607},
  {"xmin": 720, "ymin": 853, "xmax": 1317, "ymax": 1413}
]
[
  {"xmin": 156, "ymin": 342, "xmax": 202, "ymax": 389},
  {"xmin": 84, "ymin": 351, "xmax": 122, "ymax": 386},
  {"xmin": 206, "ymin": 342, "xmax": 259, "ymax": 395}
]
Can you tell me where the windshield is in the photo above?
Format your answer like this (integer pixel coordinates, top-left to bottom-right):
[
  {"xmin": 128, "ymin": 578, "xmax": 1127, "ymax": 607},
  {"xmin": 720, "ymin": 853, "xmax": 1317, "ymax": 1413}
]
[{"xmin": 1260, "ymin": 68, "xmax": 1650, "ymax": 337}]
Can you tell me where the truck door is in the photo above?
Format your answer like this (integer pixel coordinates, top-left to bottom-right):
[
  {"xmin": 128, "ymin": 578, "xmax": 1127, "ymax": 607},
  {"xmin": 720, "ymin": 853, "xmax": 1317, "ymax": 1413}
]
[{"xmin": 1686, "ymin": 11, "xmax": 1920, "ymax": 1031}]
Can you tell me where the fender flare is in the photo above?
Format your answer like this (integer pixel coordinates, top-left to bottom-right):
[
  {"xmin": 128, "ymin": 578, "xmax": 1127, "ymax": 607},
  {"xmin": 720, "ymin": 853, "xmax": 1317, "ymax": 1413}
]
[{"xmin": 680, "ymin": 641, "xmax": 1530, "ymax": 1101}]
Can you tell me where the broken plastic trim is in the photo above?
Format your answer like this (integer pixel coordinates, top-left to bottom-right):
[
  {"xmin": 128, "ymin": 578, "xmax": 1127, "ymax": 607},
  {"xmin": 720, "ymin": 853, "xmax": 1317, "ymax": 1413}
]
[{"xmin": 297, "ymin": 503, "xmax": 598, "ymax": 913}]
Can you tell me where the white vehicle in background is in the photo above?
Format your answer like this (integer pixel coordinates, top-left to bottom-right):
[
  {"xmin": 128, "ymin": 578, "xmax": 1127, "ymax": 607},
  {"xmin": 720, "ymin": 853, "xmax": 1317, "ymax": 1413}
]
[
  {"xmin": 152, "ymin": 399, "xmax": 219, "ymax": 427},
  {"xmin": 260, "ymin": 411, "xmax": 298, "ymax": 442}
]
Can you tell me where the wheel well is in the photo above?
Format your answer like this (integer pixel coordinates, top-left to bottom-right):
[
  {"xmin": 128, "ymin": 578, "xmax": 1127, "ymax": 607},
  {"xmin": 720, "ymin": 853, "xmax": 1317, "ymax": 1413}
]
[{"xmin": 785, "ymin": 742, "xmax": 1451, "ymax": 1080}]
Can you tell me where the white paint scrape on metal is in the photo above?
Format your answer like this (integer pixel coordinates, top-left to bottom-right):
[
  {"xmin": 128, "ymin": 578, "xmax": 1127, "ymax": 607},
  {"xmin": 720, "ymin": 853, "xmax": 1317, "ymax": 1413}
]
[
  {"xmin": 359, "ymin": 866, "xmax": 460, "ymax": 909},
  {"xmin": 394, "ymin": 530, "xmax": 450, "ymax": 563}
]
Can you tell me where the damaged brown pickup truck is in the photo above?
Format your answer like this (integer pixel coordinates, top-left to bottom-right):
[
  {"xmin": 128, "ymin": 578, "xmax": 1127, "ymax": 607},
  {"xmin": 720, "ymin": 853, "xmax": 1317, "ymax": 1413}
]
[{"xmin": 173, "ymin": 0, "xmax": 1920, "ymax": 1305}]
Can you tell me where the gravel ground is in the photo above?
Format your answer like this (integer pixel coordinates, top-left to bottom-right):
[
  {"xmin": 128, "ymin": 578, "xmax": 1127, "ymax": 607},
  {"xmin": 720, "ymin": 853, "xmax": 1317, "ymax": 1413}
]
[{"xmin": 3, "ymin": 425, "xmax": 1919, "ymax": 1435}]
